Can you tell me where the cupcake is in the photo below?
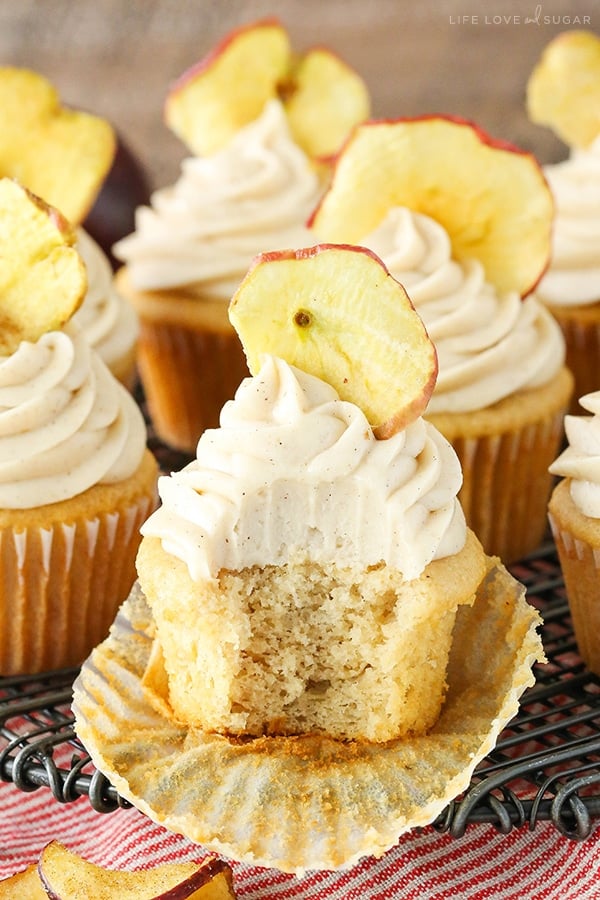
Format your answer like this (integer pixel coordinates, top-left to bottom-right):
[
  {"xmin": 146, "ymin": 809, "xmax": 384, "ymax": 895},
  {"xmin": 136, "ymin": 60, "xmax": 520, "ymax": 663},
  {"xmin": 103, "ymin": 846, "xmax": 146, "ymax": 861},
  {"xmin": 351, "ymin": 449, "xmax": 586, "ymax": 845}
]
[
  {"xmin": 548, "ymin": 390, "xmax": 600, "ymax": 675},
  {"xmin": 0, "ymin": 65, "xmax": 140, "ymax": 388},
  {"xmin": 74, "ymin": 246, "xmax": 544, "ymax": 873},
  {"xmin": 527, "ymin": 31, "xmax": 600, "ymax": 408},
  {"xmin": 309, "ymin": 115, "xmax": 573, "ymax": 562},
  {"xmin": 113, "ymin": 18, "xmax": 369, "ymax": 453},
  {"xmin": 0, "ymin": 179, "xmax": 157, "ymax": 674}
]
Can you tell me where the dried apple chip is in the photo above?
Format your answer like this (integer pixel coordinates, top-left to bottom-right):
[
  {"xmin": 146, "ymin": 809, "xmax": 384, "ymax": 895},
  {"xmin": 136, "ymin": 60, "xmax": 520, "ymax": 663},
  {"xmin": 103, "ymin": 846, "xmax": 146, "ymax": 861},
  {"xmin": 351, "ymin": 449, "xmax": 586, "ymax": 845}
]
[
  {"xmin": 310, "ymin": 115, "xmax": 554, "ymax": 298},
  {"xmin": 37, "ymin": 841, "xmax": 237, "ymax": 899},
  {"xmin": 0, "ymin": 67, "xmax": 116, "ymax": 224},
  {"xmin": 285, "ymin": 48, "xmax": 371, "ymax": 161},
  {"xmin": 0, "ymin": 178, "xmax": 87, "ymax": 355},
  {"xmin": 527, "ymin": 30, "xmax": 600, "ymax": 149},
  {"xmin": 229, "ymin": 243, "xmax": 438, "ymax": 438},
  {"xmin": 164, "ymin": 18, "xmax": 369, "ymax": 159},
  {"xmin": 0, "ymin": 864, "xmax": 47, "ymax": 899}
]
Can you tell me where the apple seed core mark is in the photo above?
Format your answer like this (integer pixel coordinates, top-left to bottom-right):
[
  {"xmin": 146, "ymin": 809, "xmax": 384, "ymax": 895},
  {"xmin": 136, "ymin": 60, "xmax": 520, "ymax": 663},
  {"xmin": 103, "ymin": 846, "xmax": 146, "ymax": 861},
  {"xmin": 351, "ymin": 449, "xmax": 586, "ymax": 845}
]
[{"xmin": 294, "ymin": 309, "xmax": 312, "ymax": 328}]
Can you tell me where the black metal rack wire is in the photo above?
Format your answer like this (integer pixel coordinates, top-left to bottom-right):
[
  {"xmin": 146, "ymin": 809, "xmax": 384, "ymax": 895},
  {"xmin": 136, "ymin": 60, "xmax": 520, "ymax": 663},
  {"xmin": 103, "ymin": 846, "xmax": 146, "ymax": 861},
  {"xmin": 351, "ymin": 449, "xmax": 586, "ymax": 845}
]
[{"xmin": 1, "ymin": 540, "xmax": 599, "ymax": 840}]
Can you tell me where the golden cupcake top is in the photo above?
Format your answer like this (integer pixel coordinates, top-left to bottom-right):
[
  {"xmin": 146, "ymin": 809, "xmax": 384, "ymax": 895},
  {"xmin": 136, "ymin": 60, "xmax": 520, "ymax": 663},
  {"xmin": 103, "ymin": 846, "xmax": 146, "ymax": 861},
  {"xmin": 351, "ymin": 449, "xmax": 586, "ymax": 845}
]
[
  {"xmin": 0, "ymin": 67, "xmax": 116, "ymax": 225},
  {"xmin": 163, "ymin": 17, "xmax": 370, "ymax": 161}
]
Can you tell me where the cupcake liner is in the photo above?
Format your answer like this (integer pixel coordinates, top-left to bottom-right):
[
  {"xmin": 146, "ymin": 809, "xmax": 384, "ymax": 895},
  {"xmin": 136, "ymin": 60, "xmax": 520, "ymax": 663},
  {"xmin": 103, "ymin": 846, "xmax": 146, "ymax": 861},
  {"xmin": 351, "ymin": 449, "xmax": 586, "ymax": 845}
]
[
  {"xmin": 73, "ymin": 560, "xmax": 543, "ymax": 875},
  {"xmin": 137, "ymin": 317, "xmax": 249, "ymax": 453},
  {"xmin": 439, "ymin": 403, "xmax": 567, "ymax": 563},
  {"xmin": 0, "ymin": 493, "xmax": 155, "ymax": 675},
  {"xmin": 551, "ymin": 307, "xmax": 600, "ymax": 411},
  {"xmin": 548, "ymin": 513, "xmax": 600, "ymax": 675}
]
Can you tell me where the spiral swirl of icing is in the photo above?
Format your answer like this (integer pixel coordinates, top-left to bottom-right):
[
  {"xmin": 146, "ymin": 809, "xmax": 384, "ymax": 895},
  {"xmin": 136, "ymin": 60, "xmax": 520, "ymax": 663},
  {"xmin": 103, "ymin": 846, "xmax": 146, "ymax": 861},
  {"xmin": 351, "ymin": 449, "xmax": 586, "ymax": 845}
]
[
  {"xmin": 363, "ymin": 206, "xmax": 565, "ymax": 413},
  {"xmin": 0, "ymin": 322, "xmax": 147, "ymax": 508},
  {"xmin": 550, "ymin": 391, "xmax": 600, "ymax": 518},
  {"xmin": 142, "ymin": 355, "xmax": 466, "ymax": 581},
  {"xmin": 113, "ymin": 101, "xmax": 321, "ymax": 299},
  {"xmin": 535, "ymin": 136, "xmax": 600, "ymax": 307}
]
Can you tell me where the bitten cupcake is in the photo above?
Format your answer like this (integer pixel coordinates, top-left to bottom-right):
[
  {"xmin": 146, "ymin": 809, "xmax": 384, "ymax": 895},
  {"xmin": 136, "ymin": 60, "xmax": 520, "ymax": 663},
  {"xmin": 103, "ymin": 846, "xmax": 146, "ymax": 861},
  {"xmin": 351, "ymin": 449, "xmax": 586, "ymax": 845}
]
[
  {"xmin": 0, "ymin": 65, "xmax": 140, "ymax": 388},
  {"xmin": 548, "ymin": 391, "xmax": 600, "ymax": 675},
  {"xmin": 74, "ymin": 246, "xmax": 544, "ymax": 874},
  {"xmin": 113, "ymin": 18, "xmax": 369, "ymax": 453},
  {"xmin": 527, "ymin": 30, "xmax": 600, "ymax": 407},
  {"xmin": 310, "ymin": 115, "xmax": 573, "ymax": 562},
  {"xmin": 0, "ymin": 179, "xmax": 157, "ymax": 674}
]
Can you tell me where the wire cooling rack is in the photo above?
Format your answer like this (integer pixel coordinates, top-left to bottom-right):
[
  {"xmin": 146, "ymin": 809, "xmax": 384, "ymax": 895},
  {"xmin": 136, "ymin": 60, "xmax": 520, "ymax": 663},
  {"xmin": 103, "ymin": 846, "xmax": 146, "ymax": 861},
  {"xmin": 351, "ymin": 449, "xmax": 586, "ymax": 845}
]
[{"xmin": 1, "ymin": 541, "xmax": 599, "ymax": 840}]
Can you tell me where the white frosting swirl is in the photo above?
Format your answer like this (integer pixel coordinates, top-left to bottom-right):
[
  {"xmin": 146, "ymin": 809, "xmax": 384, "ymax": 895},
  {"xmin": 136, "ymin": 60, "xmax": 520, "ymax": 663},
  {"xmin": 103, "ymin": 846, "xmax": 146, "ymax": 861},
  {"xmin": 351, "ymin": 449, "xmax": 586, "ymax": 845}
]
[
  {"xmin": 0, "ymin": 322, "xmax": 147, "ymax": 509},
  {"xmin": 73, "ymin": 229, "xmax": 139, "ymax": 372},
  {"xmin": 550, "ymin": 391, "xmax": 600, "ymax": 518},
  {"xmin": 535, "ymin": 136, "xmax": 600, "ymax": 307},
  {"xmin": 142, "ymin": 355, "xmax": 466, "ymax": 582},
  {"xmin": 113, "ymin": 100, "xmax": 321, "ymax": 299},
  {"xmin": 362, "ymin": 207, "xmax": 565, "ymax": 413}
]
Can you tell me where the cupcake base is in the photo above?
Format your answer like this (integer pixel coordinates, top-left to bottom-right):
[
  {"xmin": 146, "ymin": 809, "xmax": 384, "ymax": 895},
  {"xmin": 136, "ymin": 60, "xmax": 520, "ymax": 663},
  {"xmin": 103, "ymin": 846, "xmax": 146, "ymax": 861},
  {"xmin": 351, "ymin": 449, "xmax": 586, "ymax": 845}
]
[
  {"xmin": 426, "ymin": 366, "xmax": 573, "ymax": 562},
  {"xmin": 136, "ymin": 529, "xmax": 487, "ymax": 742},
  {"xmin": 544, "ymin": 301, "xmax": 600, "ymax": 413},
  {"xmin": 548, "ymin": 478, "xmax": 600, "ymax": 675},
  {"xmin": 115, "ymin": 268, "xmax": 249, "ymax": 453},
  {"xmin": 73, "ymin": 558, "xmax": 543, "ymax": 875},
  {"xmin": 0, "ymin": 450, "xmax": 157, "ymax": 675}
]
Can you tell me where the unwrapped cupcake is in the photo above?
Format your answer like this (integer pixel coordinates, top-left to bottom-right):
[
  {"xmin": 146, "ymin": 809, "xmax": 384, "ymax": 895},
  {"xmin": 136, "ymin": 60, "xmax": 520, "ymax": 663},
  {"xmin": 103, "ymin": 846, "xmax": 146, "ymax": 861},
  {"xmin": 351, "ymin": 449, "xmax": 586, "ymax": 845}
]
[
  {"xmin": 113, "ymin": 18, "xmax": 369, "ymax": 453},
  {"xmin": 0, "ymin": 178, "xmax": 157, "ymax": 674},
  {"xmin": 309, "ymin": 115, "xmax": 573, "ymax": 562},
  {"xmin": 74, "ymin": 245, "xmax": 544, "ymax": 874},
  {"xmin": 0, "ymin": 65, "xmax": 140, "ymax": 388},
  {"xmin": 548, "ymin": 391, "xmax": 600, "ymax": 675},
  {"xmin": 527, "ymin": 30, "xmax": 600, "ymax": 407}
]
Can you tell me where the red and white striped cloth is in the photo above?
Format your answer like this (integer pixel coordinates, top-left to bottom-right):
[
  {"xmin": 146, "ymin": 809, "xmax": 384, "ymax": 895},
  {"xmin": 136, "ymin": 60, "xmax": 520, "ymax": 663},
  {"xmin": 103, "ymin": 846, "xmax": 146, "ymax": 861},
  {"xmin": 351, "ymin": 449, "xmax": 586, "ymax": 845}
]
[{"xmin": 0, "ymin": 782, "xmax": 598, "ymax": 899}]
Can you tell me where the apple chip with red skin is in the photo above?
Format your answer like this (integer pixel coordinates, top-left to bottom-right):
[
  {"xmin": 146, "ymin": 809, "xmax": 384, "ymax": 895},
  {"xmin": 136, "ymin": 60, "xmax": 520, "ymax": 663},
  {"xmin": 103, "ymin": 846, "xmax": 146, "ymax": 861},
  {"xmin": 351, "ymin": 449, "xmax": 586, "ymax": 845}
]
[
  {"xmin": 0, "ymin": 178, "xmax": 87, "ymax": 356},
  {"xmin": 229, "ymin": 243, "xmax": 438, "ymax": 439},
  {"xmin": 309, "ymin": 115, "xmax": 554, "ymax": 298},
  {"xmin": 0, "ymin": 864, "xmax": 47, "ymax": 899},
  {"xmin": 527, "ymin": 30, "xmax": 600, "ymax": 150},
  {"xmin": 164, "ymin": 17, "xmax": 369, "ymax": 160},
  {"xmin": 36, "ymin": 840, "xmax": 237, "ymax": 899},
  {"xmin": 0, "ymin": 67, "xmax": 116, "ymax": 225}
]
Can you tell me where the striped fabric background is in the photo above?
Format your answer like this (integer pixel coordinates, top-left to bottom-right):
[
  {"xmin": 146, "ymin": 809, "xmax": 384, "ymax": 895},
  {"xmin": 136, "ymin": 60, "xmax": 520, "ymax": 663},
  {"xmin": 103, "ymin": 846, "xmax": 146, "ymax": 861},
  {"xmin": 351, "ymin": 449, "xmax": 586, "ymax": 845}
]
[{"xmin": 1, "ymin": 782, "xmax": 598, "ymax": 898}]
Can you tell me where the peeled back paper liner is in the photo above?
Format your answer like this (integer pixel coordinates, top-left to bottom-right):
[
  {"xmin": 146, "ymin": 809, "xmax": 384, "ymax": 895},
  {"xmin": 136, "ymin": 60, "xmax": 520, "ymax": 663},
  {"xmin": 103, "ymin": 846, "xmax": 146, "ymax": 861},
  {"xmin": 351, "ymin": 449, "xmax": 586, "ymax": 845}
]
[{"xmin": 73, "ymin": 560, "xmax": 544, "ymax": 875}]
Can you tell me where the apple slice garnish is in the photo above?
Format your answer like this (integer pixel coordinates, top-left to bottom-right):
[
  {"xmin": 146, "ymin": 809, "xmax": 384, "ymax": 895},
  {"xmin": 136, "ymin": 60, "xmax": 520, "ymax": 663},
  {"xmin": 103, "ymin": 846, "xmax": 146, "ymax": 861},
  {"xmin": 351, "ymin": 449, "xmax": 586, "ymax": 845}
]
[
  {"xmin": 37, "ymin": 841, "xmax": 236, "ymax": 900},
  {"xmin": 228, "ymin": 244, "xmax": 438, "ymax": 438},
  {"xmin": 527, "ymin": 30, "xmax": 600, "ymax": 149},
  {"xmin": 0, "ymin": 864, "xmax": 47, "ymax": 898},
  {"xmin": 309, "ymin": 115, "xmax": 554, "ymax": 298},
  {"xmin": 0, "ymin": 178, "xmax": 87, "ymax": 355},
  {"xmin": 0, "ymin": 67, "xmax": 116, "ymax": 225},
  {"xmin": 164, "ymin": 18, "xmax": 369, "ymax": 160},
  {"xmin": 282, "ymin": 47, "xmax": 370, "ymax": 162}
]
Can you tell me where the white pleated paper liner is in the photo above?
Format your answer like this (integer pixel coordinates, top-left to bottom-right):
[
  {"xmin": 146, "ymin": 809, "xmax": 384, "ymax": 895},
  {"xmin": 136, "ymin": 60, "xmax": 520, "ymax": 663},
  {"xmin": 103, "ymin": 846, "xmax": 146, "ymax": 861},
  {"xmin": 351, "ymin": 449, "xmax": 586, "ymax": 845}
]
[{"xmin": 73, "ymin": 559, "xmax": 544, "ymax": 876}]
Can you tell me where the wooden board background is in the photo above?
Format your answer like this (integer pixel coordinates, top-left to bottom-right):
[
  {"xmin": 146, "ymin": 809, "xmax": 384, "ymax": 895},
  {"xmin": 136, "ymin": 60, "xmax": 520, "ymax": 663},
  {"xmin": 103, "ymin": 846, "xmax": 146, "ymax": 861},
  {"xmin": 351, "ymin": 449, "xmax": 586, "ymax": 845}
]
[{"xmin": 0, "ymin": 0, "xmax": 597, "ymax": 189}]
